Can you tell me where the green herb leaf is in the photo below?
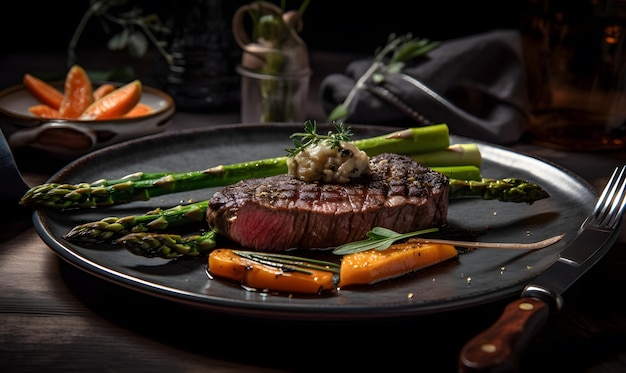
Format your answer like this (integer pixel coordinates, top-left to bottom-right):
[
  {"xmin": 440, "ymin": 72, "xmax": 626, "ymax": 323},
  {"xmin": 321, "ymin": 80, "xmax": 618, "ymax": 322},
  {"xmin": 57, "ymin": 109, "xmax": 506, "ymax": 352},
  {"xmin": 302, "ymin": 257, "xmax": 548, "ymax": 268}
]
[
  {"xmin": 327, "ymin": 104, "xmax": 349, "ymax": 122},
  {"xmin": 332, "ymin": 227, "xmax": 440, "ymax": 255},
  {"xmin": 368, "ymin": 226, "xmax": 402, "ymax": 238}
]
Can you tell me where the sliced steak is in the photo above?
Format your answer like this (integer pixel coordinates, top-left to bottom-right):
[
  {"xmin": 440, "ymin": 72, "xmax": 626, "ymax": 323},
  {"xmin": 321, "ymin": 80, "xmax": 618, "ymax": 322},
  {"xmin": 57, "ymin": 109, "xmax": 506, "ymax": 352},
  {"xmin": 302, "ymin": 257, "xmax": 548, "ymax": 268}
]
[{"xmin": 207, "ymin": 153, "xmax": 450, "ymax": 251}]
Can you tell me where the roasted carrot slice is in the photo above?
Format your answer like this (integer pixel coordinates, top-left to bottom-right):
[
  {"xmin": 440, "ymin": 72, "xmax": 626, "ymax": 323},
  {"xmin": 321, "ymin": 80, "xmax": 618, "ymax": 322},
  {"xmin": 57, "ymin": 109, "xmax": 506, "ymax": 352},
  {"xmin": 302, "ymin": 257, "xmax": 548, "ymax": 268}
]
[
  {"xmin": 208, "ymin": 248, "xmax": 337, "ymax": 294},
  {"xmin": 123, "ymin": 102, "xmax": 153, "ymax": 118},
  {"xmin": 28, "ymin": 104, "xmax": 60, "ymax": 119},
  {"xmin": 80, "ymin": 80, "xmax": 142, "ymax": 120},
  {"xmin": 58, "ymin": 65, "xmax": 94, "ymax": 119},
  {"xmin": 23, "ymin": 74, "xmax": 64, "ymax": 110},
  {"xmin": 338, "ymin": 240, "xmax": 458, "ymax": 288},
  {"xmin": 93, "ymin": 83, "xmax": 116, "ymax": 100}
]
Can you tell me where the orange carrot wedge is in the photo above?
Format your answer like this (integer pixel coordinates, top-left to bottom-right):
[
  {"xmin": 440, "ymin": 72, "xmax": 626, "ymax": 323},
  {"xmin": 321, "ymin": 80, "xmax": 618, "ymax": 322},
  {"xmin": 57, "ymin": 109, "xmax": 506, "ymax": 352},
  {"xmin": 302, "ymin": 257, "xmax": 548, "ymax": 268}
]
[
  {"xmin": 28, "ymin": 104, "xmax": 60, "ymax": 119},
  {"xmin": 93, "ymin": 83, "xmax": 116, "ymax": 100},
  {"xmin": 338, "ymin": 240, "xmax": 458, "ymax": 288},
  {"xmin": 23, "ymin": 73, "xmax": 64, "ymax": 110},
  {"xmin": 208, "ymin": 248, "xmax": 337, "ymax": 294},
  {"xmin": 80, "ymin": 80, "xmax": 142, "ymax": 120},
  {"xmin": 123, "ymin": 102, "xmax": 153, "ymax": 118},
  {"xmin": 58, "ymin": 65, "xmax": 94, "ymax": 119}
]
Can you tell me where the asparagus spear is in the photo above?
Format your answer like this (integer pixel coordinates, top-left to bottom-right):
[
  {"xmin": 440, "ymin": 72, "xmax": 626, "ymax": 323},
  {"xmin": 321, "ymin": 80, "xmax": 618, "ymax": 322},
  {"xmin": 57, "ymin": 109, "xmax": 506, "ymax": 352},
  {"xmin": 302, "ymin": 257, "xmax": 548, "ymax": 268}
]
[
  {"xmin": 448, "ymin": 177, "xmax": 550, "ymax": 203},
  {"xmin": 64, "ymin": 175, "xmax": 549, "ymax": 248},
  {"xmin": 114, "ymin": 230, "xmax": 217, "ymax": 259},
  {"xmin": 411, "ymin": 144, "xmax": 481, "ymax": 167},
  {"xmin": 64, "ymin": 201, "xmax": 209, "ymax": 243},
  {"xmin": 21, "ymin": 123, "xmax": 454, "ymax": 210}
]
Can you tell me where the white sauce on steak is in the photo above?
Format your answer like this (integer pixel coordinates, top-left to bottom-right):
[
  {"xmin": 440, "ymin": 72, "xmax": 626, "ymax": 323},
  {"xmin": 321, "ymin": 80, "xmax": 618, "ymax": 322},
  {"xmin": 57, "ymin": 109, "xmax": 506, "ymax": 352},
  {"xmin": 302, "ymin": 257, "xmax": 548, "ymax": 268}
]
[{"xmin": 286, "ymin": 141, "xmax": 370, "ymax": 183}]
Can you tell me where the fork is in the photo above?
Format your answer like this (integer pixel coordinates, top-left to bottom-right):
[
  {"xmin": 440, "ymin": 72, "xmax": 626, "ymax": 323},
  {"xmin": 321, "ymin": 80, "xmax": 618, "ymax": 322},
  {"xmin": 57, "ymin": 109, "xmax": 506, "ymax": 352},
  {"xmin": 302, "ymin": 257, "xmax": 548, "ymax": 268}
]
[
  {"xmin": 458, "ymin": 165, "xmax": 626, "ymax": 373},
  {"xmin": 582, "ymin": 165, "xmax": 626, "ymax": 232},
  {"xmin": 559, "ymin": 165, "xmax": 626, "ymax": 266}
]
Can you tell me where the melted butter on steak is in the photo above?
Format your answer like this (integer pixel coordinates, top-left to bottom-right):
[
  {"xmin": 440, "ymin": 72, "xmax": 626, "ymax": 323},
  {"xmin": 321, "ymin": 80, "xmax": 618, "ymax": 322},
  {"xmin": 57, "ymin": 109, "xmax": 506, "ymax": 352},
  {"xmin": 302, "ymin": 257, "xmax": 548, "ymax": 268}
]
[
  {"xmin": 287, "ymin": 141, "xmax": 370, "ymax": 183},
  {"xmin": 207, "ymin": 153, "xmax": 450, "ymax": 251}
]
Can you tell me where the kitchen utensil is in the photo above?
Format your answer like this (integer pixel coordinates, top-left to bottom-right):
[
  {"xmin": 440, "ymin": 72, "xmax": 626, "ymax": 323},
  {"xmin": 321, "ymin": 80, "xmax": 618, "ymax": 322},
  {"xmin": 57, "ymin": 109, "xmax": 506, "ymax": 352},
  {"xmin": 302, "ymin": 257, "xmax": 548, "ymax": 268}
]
[{"xmin": 458, "ymin": 165, "xmax": 626, "ymax": 372}]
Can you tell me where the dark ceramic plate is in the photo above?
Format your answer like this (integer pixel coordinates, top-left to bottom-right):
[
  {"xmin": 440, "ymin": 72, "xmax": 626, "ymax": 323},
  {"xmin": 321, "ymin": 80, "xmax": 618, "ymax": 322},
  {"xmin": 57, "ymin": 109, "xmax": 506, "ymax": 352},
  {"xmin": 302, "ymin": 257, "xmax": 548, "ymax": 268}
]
[{"xmin": 33, "ymin": 123, "xmax": 597, "ymax": 321}]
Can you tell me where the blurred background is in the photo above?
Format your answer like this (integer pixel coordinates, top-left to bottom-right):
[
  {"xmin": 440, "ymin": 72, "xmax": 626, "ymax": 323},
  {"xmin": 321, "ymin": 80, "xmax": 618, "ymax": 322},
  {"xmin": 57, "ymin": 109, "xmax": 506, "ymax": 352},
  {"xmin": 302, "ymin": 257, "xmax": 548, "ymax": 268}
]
[
  {"xmin": 0, "ymin": 0, "xmax": 525, "ymax": 86},
  {"xmin": 3, "ymin": 0, "xmax": 626, "ymax": 144},
  {"xmin": 1, "ymin": 0, "xmax": 524, "ymax": 53}
]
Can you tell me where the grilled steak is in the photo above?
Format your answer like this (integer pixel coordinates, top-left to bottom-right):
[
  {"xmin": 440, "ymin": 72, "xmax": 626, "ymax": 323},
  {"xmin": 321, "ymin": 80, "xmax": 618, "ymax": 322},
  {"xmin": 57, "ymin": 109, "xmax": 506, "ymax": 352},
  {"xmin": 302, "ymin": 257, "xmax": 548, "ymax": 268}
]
[{"xmin": 206, "ymin": 153, "xmax": 450, "ymax": 251}]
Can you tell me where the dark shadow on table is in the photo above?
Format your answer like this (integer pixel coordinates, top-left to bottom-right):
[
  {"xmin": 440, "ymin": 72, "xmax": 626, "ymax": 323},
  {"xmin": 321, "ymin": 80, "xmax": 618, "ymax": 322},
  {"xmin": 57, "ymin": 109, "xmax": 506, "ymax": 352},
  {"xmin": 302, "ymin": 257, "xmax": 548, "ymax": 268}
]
[{"xmin": 55, "ymin": 241, "xmax": 626, "ymax": 373}]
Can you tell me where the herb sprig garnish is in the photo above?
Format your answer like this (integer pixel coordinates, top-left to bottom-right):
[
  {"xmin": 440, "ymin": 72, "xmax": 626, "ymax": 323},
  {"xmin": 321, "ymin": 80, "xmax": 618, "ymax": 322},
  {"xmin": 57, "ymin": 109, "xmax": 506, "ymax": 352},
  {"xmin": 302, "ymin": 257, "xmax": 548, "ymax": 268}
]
[
  {"xmin": 286, "ymin": 120, "xmax": 354, "ymax": 157},
  {"xmin": 332, "ymin": 227, "xmax": 439, "ymax": 255},
  {"xmin": 327, "ymin": 33, "xmax": 440, "ymax": 122},
  {"xmin": 332, "ymin": 226, "xmax": 565, "ymax": 255},
  {"xmin": 233, "ymin": 250, "xmax": 341, "ymax": 275}
]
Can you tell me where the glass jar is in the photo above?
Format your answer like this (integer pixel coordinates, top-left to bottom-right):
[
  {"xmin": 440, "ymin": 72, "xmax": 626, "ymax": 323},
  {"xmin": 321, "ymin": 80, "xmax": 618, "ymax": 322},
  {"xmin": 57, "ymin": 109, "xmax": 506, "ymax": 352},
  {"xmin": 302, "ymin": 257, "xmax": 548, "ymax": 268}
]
[{"xmin": 232, "ymin": 1, "xmax": 311, "ymax": 122}]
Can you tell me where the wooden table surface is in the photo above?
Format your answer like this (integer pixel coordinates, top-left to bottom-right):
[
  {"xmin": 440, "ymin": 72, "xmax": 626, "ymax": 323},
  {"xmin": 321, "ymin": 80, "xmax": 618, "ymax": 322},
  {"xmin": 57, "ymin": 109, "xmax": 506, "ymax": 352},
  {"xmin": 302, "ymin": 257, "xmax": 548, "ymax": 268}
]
[{"xmin": 3, "ymin": 54, "xmax": 626, "ymax": 373}]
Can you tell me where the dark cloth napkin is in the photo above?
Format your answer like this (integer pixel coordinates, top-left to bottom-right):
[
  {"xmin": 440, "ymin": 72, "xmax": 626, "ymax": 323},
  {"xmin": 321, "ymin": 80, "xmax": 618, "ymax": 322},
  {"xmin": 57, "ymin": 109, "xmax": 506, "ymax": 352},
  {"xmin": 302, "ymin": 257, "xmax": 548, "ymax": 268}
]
[
  {"xmin": 321, "ymin": 29, "xmax": 530, "ymax": 145},
  {"xmin": 1, "ymin": 130, "xmax": 32, "ymax": 240}
]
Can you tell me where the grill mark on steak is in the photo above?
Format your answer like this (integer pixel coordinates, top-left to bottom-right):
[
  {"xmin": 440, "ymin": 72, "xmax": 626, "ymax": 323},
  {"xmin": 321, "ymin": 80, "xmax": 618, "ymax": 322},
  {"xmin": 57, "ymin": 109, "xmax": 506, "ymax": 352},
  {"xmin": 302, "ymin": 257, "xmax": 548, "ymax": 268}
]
[{"xmin": 207, "ymin": 153, "xmax": 450, "ymax": 251}]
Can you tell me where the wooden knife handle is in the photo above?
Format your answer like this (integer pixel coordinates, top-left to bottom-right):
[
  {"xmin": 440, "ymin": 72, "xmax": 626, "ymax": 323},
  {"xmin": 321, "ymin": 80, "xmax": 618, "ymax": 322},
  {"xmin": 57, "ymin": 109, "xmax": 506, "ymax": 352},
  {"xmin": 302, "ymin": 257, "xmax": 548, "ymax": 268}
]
[{"xmin": 458, "ymin": 297, "xmax": 551, "ymax": 373}]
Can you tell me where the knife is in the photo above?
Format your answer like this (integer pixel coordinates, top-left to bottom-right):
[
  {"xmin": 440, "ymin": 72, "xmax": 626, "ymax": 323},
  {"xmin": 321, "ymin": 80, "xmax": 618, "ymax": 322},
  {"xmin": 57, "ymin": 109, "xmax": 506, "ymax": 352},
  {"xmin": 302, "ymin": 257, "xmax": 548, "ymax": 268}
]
[{"xmin": 458, "ymin": 165, "xmax": 626, "ymax": 373}]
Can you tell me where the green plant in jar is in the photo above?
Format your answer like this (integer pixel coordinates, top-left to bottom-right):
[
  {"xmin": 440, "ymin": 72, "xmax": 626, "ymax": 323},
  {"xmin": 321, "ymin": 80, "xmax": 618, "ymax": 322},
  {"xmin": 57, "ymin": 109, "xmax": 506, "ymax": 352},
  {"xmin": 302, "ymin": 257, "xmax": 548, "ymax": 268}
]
[{"xmin": 233, "ymin": 0, "xmax": 312, "ymax": 122}]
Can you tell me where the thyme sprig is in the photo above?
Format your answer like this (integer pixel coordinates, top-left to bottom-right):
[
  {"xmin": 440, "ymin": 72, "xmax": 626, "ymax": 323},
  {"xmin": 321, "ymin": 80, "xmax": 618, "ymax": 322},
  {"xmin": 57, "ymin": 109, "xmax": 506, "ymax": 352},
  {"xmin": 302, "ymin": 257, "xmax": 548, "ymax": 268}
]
[
  {"xmin": 233, "ymin": 250, "xmax": 341, "ymax": 275},
  {"xmin": 285, "ymin": 120, "xmax": 354, "ymax": 157},
  {"xmin": 332, "ymin": 227, "xmax": 440, "ymax": 255}
]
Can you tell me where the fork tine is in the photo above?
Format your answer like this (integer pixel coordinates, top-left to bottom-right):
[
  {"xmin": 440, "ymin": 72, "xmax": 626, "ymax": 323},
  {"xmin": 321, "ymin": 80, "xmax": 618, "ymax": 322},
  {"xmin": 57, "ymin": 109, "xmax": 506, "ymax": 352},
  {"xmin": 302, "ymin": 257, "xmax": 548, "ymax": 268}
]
[
  {"xmin": 588, "ymin": 165, "xmax": 626, "ymax": 230},
  {"xmin": 587, "ymin": 167, "xmax": 618, "ymax": 224},
  {"xmin": 605, "ymin": 166, "xmax": 626, "ymax": 229}
]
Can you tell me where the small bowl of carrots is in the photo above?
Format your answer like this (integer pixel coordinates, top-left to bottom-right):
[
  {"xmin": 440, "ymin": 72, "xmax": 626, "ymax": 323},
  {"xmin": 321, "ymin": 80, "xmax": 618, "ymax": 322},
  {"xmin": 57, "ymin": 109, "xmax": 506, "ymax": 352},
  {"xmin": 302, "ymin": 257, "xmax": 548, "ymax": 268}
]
[{"xmin": 0, "ymin": 64, "xmax": 175, "ymax": 158}]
